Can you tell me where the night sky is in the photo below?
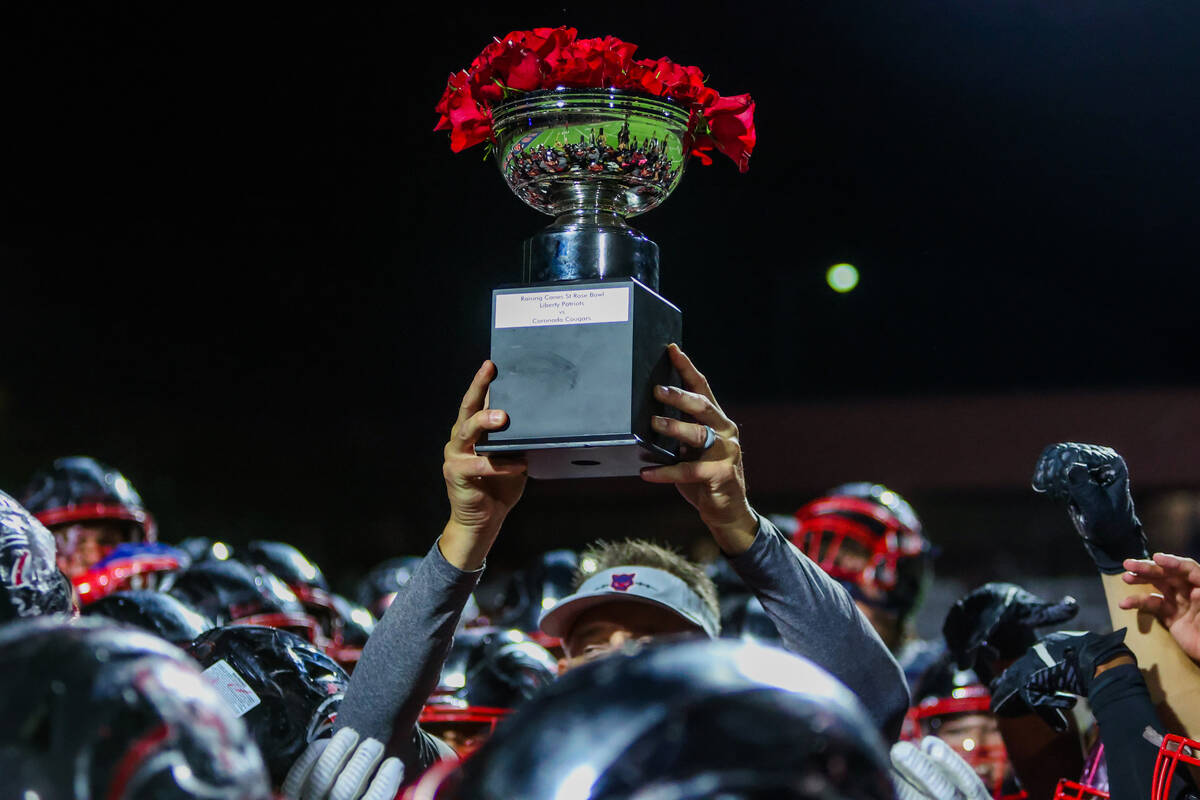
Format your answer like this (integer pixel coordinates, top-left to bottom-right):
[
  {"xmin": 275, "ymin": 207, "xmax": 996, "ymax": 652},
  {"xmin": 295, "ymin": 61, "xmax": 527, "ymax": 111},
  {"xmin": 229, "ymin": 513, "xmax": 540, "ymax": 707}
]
[{"xmin": 4, "ymin": 3, "xmax": 1198, "ymax": 584}]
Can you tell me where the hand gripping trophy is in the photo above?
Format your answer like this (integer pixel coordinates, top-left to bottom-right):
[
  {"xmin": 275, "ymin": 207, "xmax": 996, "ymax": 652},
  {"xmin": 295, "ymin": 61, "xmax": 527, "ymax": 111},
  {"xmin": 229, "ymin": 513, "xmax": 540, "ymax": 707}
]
[{"xmin": 435, "ymin": 27, "xmax": 755, "ymax": 479}]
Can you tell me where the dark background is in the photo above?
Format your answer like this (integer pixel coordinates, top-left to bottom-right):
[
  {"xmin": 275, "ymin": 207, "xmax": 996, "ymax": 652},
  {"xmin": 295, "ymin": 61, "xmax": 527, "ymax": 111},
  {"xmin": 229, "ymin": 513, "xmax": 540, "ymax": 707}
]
[{"xmin": 3, "ymin": 2, "xmax": 1198, "ymax": 606}]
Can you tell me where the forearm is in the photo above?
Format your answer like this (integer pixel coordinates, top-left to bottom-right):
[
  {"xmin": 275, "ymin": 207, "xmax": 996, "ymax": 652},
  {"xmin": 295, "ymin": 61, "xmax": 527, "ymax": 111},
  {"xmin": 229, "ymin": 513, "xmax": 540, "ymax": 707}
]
[
  {"xmin": 1090, "ymin": 662, "xmax": 1196, "ymax": 800},
  {"xmin": 1102, "ymin": 572, "xmax": 1200, "ymax": 741},
  {"xmin": 335, "ymin": 537, "xmax": 482, "ymax": 768},
  {"xmin": 727, "ymin": 515, "xmax": 909, "ymax": 739}
]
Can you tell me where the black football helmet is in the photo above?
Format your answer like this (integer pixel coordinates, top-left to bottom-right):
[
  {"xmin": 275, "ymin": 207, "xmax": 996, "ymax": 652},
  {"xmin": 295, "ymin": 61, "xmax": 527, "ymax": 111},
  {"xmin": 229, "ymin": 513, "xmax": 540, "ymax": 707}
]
[
  {"xmin": 187, "ymin": 625, "xmax": 350, "ymax": 786},
  {"xmin": 70, "ymin": 541, "xmax": 190, "ymax": 606},
  {"xmin": 83, "ymin": 589, "xmax": 214, "ymax": 645},
  {"xmin": 161, "ymin": 558, "xmax": 321, "ymax": 645},
  {"xmin": 177, "ymin": 536, "xmax": 236, "ymax": 563},
  {"xmin": 493, "ymin": 549, "xmax": 579, "ymax": 649},
  {"xmin": 324, "ymin": 592, "xmax": 375, "ymax": 669},
  {"xmin": 21, "ymin": 455, "xmax": 157, "ymax": 540},
  {"xmin": 793, "ymin": 482, "xmax": 933, "ymax": 621},
  {"xmin": 357, "ymin": 554, "xmax": 483, "ymax": 626},
  {"xmin": 0, "ymin": 489, "xmax": 73, "ymax": 622},
  {"xmin": 410, "ymin": 638, "xmax": 894, "ymax": 800},
  {"xmin": 907, "ymin": 654, "xmax": 1013, "ymax": 799},
  {"xmin": 239, "ymin": 540, "xmax": 355, "ymax": 653},
  {"xmin": 356, "ymin": 555, "xmax": 425, "ymax": 619},
  {"xmin": 419, "ymin": 627, "xmax": 557, "ymax": 755},
  {"xmin": 0, "ymin": 616, "xmax": 270, "ymax": 799}
]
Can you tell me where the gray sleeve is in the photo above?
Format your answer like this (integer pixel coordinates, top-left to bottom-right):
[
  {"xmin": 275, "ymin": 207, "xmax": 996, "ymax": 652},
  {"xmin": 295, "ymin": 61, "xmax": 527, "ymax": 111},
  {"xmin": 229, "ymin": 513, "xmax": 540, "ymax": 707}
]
[
  {"xmin": 334, "ymin": 537, "xmax": 481, "ymax": 775},
  {"xmin": 727, "ymin": 514, "xmax": 910, "ymax": 740}
]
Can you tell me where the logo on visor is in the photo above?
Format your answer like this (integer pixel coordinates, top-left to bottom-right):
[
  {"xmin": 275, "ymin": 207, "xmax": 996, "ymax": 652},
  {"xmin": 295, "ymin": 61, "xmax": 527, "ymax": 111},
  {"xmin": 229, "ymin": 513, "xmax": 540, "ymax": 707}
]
[{"xmin": 610, "ymin": 573, "xmax": 635, "ymax": 591}]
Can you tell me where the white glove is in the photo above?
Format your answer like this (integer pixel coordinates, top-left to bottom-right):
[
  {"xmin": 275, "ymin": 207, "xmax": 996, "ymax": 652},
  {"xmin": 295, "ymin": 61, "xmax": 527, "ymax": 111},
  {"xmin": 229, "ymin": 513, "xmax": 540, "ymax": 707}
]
[
  {"xmin": 890, "ymin": 736, "xmax": 993, "ymax": 800},
  {"xmin": 282, "ymin": 727, "xmax": 405, "ymax": 800}
]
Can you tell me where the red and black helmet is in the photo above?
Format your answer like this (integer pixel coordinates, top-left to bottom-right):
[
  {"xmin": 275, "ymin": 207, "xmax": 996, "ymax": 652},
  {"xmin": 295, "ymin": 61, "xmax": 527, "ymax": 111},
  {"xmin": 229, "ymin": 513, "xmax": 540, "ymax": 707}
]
[
  {"xmin": 1054, "ymin": 779, "xmax": 1109, "ymax": 800},
  {"xmin": 20, "ymin": 456, "xmax": 157, "ymax": 541},
  {"xmin": 907, "ymin": 658, "xmax": 1015, "ymax": 800},
  {"xmin": 83, "ymin": 589, "xmax": 214, "ymax": 646},
  {"xmin": 188, "ymin": 625, "xmax": 349, "ymax": 786},
  {"xmin": 161, "ymin": 558, "xmax": 323, "ymax": 646},
  {"xmin": 794, "ymin": 482, "xmax": 932, "ymax": 619},
  {"xmin": 493, "ymin": 549, "xmax": 579, "ymax": 651},
  {"xmin": 0, "ymin": 617, "xmax": 270, "ymax": 799},
  {"xmin": 0, "ymin": 489, "xmax": 74, "ymax": 621},
  {"xmin": 419, "ymin": 627, "xmax": 557, "ymax": 754},
  {"xmin": 1153, "ymin": 733, "xmax": 1200, "ymax": 800},
  {"xmin": 237, "ymin": 541, "xmax": 376, "ymax": 667},
  {"xmin": 70, "ymin": 542, "xmax": 189, "ymax": 605}
]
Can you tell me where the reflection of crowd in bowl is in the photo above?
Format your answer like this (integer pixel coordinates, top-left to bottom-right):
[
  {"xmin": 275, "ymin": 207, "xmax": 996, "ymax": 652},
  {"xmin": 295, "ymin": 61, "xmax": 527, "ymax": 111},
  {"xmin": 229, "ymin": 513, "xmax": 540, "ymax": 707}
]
[{"xmin": 507, "ymin": 120, "xmax": 678, "ymax": 190}]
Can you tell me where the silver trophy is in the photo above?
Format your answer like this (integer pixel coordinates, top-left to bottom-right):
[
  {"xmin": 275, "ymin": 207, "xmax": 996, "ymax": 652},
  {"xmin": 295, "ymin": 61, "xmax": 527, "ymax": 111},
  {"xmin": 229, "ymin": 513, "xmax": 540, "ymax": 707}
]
[{"xmin": 477, "ymin": 88, "xmax": 696, "ymax": 479}]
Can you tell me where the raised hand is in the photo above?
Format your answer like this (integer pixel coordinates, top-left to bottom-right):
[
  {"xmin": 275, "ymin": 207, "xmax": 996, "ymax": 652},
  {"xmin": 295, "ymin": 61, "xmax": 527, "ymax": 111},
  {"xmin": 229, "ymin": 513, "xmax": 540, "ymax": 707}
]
[
  {"xmin": 942, "ymin": 582, "xmax": 1079, "ymax": 683},
  {"xmin": 440, "ymin": 360, "xmax": 527, "ymax": 570},
  {"xmin": 639, "ymin": 344, "xmax": 758, "ymax": 556},
  {"xmin": 1121, "ymin": 553, "xmax": 1200, "ymax": 663},
  {"xmin": 1031, "ymin": 443, "xmax": 1148, "ymax": 573},
  {"xmin": 989, "ymin": 629, "xmax": 1133, "ymax": 731}
]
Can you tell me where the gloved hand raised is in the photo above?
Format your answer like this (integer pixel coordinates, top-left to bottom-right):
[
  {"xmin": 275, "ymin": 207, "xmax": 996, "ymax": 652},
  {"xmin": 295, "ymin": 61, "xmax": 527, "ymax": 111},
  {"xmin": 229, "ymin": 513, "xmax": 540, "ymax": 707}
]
[
  {"xmin": 891, "ymin": 736, "xmax": 992, "ymax": 800},
  {"xmin": 943, "ymin": 581, "xmax": 1079, "ymax": 683},
  {"xmin": 989, "ymin": 629, "xmax": 1133, "ymax": 732},
  {"xmin": 282, "ymin": 728, "xmax": 405, "ymax": 800},
  {"xmin": 1032, "ymin": 443, "xmax": 1149, "ymax": 574}
]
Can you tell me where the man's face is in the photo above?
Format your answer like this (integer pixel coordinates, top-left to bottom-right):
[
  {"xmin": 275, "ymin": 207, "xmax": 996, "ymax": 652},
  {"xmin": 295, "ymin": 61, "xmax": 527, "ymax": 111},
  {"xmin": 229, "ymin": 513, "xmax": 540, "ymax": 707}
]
[
  {"xmin": 52, "ymin": 522, "xmax": 130, "ymax": 578},
  {"xmin": 559, "ymin": 600, "xmax": 699, "ymax": 673},
  {"xmin": 929, "ymin": 712, "xmax": 1008, "ymax": 789}
]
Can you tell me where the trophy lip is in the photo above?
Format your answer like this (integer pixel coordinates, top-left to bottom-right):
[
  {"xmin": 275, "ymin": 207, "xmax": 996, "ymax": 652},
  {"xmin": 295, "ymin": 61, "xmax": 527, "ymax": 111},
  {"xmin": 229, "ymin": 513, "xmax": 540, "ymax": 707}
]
[{"xmin": 491, "ymin": 86, "xmax": 694, "ymax": 119}]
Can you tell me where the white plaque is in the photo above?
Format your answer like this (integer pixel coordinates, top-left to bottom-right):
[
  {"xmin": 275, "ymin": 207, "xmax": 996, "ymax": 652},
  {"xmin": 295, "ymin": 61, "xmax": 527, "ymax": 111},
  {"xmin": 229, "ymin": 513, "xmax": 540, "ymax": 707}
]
[{"xmin": 495, "ymin": 286, "xmax": 630, "ymax": 329}]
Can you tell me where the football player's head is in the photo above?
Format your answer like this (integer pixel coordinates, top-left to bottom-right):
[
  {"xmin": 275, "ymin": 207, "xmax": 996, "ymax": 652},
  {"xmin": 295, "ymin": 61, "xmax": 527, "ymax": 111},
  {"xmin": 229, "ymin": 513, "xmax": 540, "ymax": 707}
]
[
  {"xmin": 909, "ymin": 656, "xmax": 1012, "ymax": 798},
  {"xmin": 419, "ymin": 627, "xmax": 557, "ymax": 757},
  {"xmin": 161, "ymin": 558, "xmax": 323, "ymax": 646},
  {"xmin": 0, "ymin": 617, "xmax": 270, "ymax": 799},
  {"xmin": 21, "ymin": 456, "xmax": 156, "ymax": 578},
  {"xmin": 409, "ymin": 638, "xmax": 894, "ymax": 800},
  {"xmin": 237, "ymin": 540, "xmax": 374, "ymax": 666},
  {"xmin": 357, "ymin": 554, "xmax": 482, "ymax": 630},
  {"xmin": 83, "ymin": 589, "xmax": 214, "ymax": 645},
  {"xmin": 0, "ymin": 489, "xmax": 74, "ymax": 622},
  {"xmin": 188, "ymin": 625, "xmax": 349, "ymax": 786},
  {"xmin": 539, "ymin": 539, "xmax": 721, "ymax": 673},
  {"xmin": 793, "ymin": 482, "xmax": 932, "ymax": 649},
  {"xmin": 494, "ymin": 548, "xmax": 580, "ymax": 651}
]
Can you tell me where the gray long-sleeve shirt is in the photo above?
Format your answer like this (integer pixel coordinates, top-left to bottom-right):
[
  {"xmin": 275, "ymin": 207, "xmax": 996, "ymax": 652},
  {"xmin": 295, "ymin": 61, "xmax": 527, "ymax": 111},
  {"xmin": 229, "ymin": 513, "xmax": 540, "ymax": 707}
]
[{"xmin": 335, "ymin": 515, "xmax": 909, "ymax": 779}]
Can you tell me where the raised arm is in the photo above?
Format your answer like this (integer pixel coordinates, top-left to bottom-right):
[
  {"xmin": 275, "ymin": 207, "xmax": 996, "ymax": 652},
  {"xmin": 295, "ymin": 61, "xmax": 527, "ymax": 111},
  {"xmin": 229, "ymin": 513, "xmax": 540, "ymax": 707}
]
[{"xmin": 642, "ymin": 344, "xmax": 908, "ymax": 739}]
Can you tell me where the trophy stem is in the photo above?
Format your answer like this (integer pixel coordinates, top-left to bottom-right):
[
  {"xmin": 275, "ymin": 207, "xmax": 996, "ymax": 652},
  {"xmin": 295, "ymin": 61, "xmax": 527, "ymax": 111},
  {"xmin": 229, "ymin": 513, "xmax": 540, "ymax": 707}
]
[{"xmin": 522, "ymin": 208, "xmax": 660, "ymax": 290}]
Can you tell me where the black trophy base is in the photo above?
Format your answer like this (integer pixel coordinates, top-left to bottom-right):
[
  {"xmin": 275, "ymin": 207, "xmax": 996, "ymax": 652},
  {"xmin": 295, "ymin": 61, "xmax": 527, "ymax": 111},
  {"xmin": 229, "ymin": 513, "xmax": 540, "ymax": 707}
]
[{"xmin": 477, "ymin": 277, "xmax": 682, "ymax": 480}]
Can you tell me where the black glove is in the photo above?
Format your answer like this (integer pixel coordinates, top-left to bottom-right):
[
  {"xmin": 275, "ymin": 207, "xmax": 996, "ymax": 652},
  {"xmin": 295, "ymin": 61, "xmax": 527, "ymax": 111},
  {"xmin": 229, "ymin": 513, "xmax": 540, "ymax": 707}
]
[
  {"xmin": 989, "ymin": 629, "xmax": 1134, "ymax": 732},
  {"xmin": 1032, "ymin": 443, "xmax": 1149, "ymax": 574},
  {"xmin": 943, "ymin": 582, "xmax": 1079, "ymax": 684}
]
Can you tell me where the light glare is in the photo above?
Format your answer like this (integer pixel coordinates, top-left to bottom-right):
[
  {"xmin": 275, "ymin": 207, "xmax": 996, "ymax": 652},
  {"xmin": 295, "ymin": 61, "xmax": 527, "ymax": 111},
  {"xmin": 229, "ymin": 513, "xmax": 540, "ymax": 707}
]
[{"xmin": 827, "ymin": 263, "xmax": 859, "ymax": 293}]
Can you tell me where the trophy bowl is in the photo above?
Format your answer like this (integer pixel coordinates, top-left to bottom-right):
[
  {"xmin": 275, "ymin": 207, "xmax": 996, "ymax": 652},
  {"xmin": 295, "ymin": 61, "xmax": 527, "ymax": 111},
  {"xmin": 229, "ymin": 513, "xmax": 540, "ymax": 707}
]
[
  {"xmin": 491, "ymin": 87, "xmax": 696, "ymax": 218},
  {"xmin": 491, "ymin": 88, "xmax": 696, "ymax": 287}
]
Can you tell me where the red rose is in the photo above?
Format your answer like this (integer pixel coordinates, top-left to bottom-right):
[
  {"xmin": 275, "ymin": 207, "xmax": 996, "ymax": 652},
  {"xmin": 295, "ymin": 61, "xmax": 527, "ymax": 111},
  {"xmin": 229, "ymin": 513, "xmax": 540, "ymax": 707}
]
[
  {"xmin": 433, "ymin": 71, "xmax": 492, "ymax": 152},
  {"xmin": 703, "ymin": 93, "xmax": 755, "ymax": 172}
]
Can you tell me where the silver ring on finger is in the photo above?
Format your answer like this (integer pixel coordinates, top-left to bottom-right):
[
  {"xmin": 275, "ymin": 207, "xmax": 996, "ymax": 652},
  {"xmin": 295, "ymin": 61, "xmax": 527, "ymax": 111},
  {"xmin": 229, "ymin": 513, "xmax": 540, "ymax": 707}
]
[{"xmin": 702, "ymin": 425, "xmax": 718, "ymax": 451}]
